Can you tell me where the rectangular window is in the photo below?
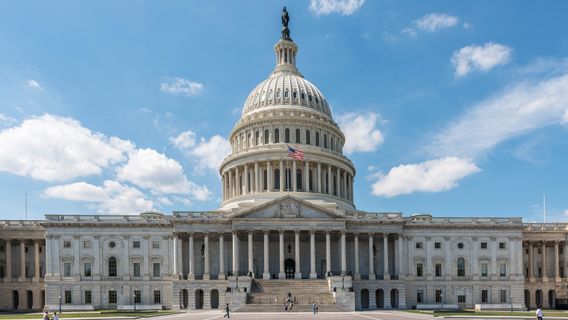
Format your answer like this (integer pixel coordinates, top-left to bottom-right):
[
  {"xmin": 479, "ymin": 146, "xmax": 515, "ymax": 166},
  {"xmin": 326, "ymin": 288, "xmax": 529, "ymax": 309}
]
[
  {"xmin": 153, "ymin": 263, "xmax": 160, "ymax": 277},
  {"xmin": 500, "ymin": 263, "xmax": 507, "ymax": 277},
  {"xmin": 65, "ymin": 290, "xmax": 72, "ymax": 304},
  {"xmin": 64, "ymin": 262, "xmax": 72, "ymax": 277},
  {"xmin": 134, "ymin": 290, "xmax": 142, "ymax": 304},
  {"xmin": 434, "ymin": 242, "xmax": 441, "ymax": 249},
  {"xmin": 133, "ymin": 240, "xmax": 141, "ymax": 249},
  {"xmin": 63, "ymin": 241, "xmax": 71, "ymax": 248},
  {"xmin": 499, "ymin": 242, "xmax": 506, "ymax": 249},
  {"xmin": 0, "ymin": 265, "xmax": 4, "ymax": 278},
  {"xmin": 133, "ymin": 263, "xmax": 141, "ymax": 277},
  {"xmin": 85, "ymin": 290, "xmax": 92, "ymax": 304},
  {"xmin": 435, "ymin": 263, "xmax": 442, "ymax": 277},
  {"xmin": 109, "ymin": 290, "xmax": 117, "ymax": 304},
  {"xmin": 481, "ymin": 263, "xmax": 488, "ymax": 277},
  {"xmin": 560, "ymin": 247, "xmax": 564, "ymax": 254},
  {"xmin": 417, "ymin": 290, "xmax": 424, "ymax": 303},
  {"xmin": 435, "ymin": 289, "xmax": 442, "ymax": 303},
  {"xmin": 481, "ymin": 290, "xmax": 488, "ymax": 303},
  {"xmin": 0, "ymin": 245, "xmax": 4, "ymax": 252},
  {"xmin": 481, "ymin": 242, "xmax": 488, "ymax": 249},
  {"xmin": 154, "ymin": 290, "xmax": 161, "ymax": 304},
  {"xmin": 458, "ymin": 295, "xmax": 466, "ymax": 303},
  {"xmin": 84, "ymin": 262, "xmax": 92, "ymax": 277},
  {"xmin": 152, "ymin": 240, "xmax": 160, "ymax": 249},
  {"xmin": 416, "ymin": 263, "xmax": 423, "ymax": 277},
  {"xmin": 415, "ymin": 242, "xmax": 423, "ymax": 249},
  {"xmin": 83, "ymin": 240, "xmax": 91, "ymax": 249},
  {"xmin": 500, "ymin": 290, "xmax": 507, "ymax": 303}
]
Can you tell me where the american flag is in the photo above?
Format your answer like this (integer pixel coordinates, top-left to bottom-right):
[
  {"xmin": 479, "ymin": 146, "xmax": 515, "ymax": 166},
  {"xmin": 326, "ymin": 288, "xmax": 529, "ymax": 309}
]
[{"xmin": 288, "ymin": 146, "xmax": 304, "ymax": 161}]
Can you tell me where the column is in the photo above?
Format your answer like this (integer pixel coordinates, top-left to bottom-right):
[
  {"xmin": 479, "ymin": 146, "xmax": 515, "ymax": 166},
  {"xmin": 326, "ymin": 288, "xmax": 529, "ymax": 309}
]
[
  {"xmin": 33, "ymin": 240, "xmax": 40, "ymax": 281},
  {"xmin": 203, "ymin": 233, "xmax": 210, "ymax": 280},
  {"xmin": 5, "ymin": 240, "xmax": 11, "ymax": 281},
  {"xmin": 491, "ymin": 237, "xmax": 497, "ymax": 280},
  {"xmin": 254, "ymin": 162, "xmax": 260, "ymax": 193},
  {"xmin": 542, "ymin": 242, "xmax": 548, "ymax": 281},
  {"xmin": 142, "ymin": 236, "xmax": 149, "ymax": 280},
  {"xmin": 219, "ymin": 234, "xmax": 225, "ymax": 279},
  {"xmin": 235, "ymin": 167, "xmax": 240, "ymax": 196},
  {"xmin": 325, "ymin": 231, "xmax": 331, "ymax": 276},
  {"xmin": 509, "ymin": 237, "xmax": 516, "ymax": 278},
  {"xmin": 188, "ymin": 233, "xmax": 195, "ymax": 279},
  {"xmin": 340, "ymin": 231, "xmax": 346, "ymax": 275},
  {"xmin": 44, "ymin": 237, "xmax": 52, "ymax": 279},
  {"xmin": 73, "ymin": 235, "xmax": 80, "ymax": 279},
  {"xmin": 172, "ymin": 234, "xmax": 178, "ymax": 278},
  {"xmin": 317, "ymin": 162, "xmax": 322, "ymax": 193},
  {"xmin": 335, "ymin": 167, "xmax": 340, "ymax": 196},
  {"xmin": 383, "ymin": 234, "xmax": 390, "ymax": 280},
  {"xmin": 529, "ymin": 242, "xmax": 534, "ymax": 281},
  {"xmin": 294, "ymin": 230, "xmax": 301, "ymax": 279},
  {"xmin": 228, "ymin": 170, "xmax": 233, "ymax": 198},
  {"xmin": 397, "ymin": 234, "xmax": 404, "ymax": 280},
  {"xmin": 354, "ymin": 234, "xmax": 360, "ymax": 279},
  {"xmin": 231, "ymin": 231, "xmax": 238, "ymax": 275},
  {"xmin": 327, "ymin": 166, "xmax": 332, "ymax": 195},
  {"xmin": 304, "ymin": 161, "xmax": 309, "ymax": 191},
  {"xmin": 248, "ymin": 231, "xmax": 254, "ymax": 277},
  {"xmin": 123, "ymin": 236, "xmax": 130, "ymax": 280},
  {"xmin": 279, "ymin": 160, "xmax": 284, "ymax": 191},
  {"xmin": 369, "ymin": 233, "xmax": 375, "ymax": 280},
  {"xmin": 292, "ymin": 161, "xmax": 297, "ymax": 191},
  {"xmin": 279, "ymin": 230, "xmax": 285, "ymax": 279},
  {"xmin": 19, "ymin": 240, "xmax": 25, "ymax": 281},
  {"xmin": 555, "ymin": 241, "xmax": 560, "ymax": 281},
  {"xmin": 263, "ymin": 231, "xmax": 270, "ymax": 279},
  {"xmin": 310, "ymin": 230, "xmax": 317, "ymax": 279},
  {"xmin": 244, "ymin": 165, "xmax": 249, "ymax": 195},
  {"xmin": 267, "ymin": 161, "xmax": 273, "ymax": 192},
  {"xmin": 444, "ymin": 237, "xmax": 451, "ymax": 280},
  {"xmin": 342, "ymin": 170, "xmax": 347, "ymax": 198},
  {"xmin": 472, "ymin": 237, "xmax": 479, "ymax": 280}
]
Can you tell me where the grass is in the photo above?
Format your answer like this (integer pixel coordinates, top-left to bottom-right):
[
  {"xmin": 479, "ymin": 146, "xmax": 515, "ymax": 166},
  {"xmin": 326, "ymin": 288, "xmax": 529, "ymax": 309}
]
[
  {"xmin": 0, "ymin": 310, "xmax": 178, "ymax": 319},
  {"xmin": 405, "ymin": 309, "xmax": 568, "ymax": 317}
]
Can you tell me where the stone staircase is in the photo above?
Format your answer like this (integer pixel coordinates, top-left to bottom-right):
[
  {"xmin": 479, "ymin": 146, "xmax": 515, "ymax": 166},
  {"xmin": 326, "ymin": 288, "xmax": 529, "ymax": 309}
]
[{"xmin": 246, "ymin": 279, "xmax": 336, "ymax": 306}]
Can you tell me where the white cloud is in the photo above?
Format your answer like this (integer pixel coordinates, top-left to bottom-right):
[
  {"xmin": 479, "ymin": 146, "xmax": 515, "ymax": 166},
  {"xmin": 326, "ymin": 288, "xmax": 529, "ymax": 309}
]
[
  {"xmin": 415, "ymin": 13, "xmax": 459, "ymax": 32},
  {"xmin": 428, "ymin": 73, "xmax": 568, "ymax": 158},
  {"xmin": 0, "ymin": 114, "xmax": 17, "ymax": 127},
  {"xmin": 337, "ymin": 112, "xmax": 384, "ymax": 154},
  {"xmin": 44, "ymin": 180, "xmax": 154, "ymax": 214},
  {"xmin": 371, "ymin": 157, "xmax": 480, "ymax": 197},
  {"xmin": 451, "ymin": 42, "xmax": 512, "ymax": 77},
  {"xmin": 562, "ymin": 109, "xmax": 568, "ymax": 125},
  {"xmin": 26, "ymin": 79, "xmax": 43, "ymax": 90},
  {"xmin": 309, "ymin": 0, "xmax": 365, "ymax": 16},
  {"xmin": 564, "ymin": 209, "xmax": 568, "ymax": 216},
  {"xmin": 0, "ymin": 114, "xmax": 133, "ymax": 182},
  {"xmin": 116, "ymin": 148, "xmax": 211, "ymax": 201},
  {"xmin": 401, "ymin": 28, "xmax": 417, "ymax": 38},
  {"xmin": 171, "ymin": 132, "xmax": 231, "ymax": 172},
  {"xmin": 169, "ymin": 130, "xmax": 196, "ymax": 150},
  {"xmin": 160, "ymin": 77, "xmax": 203, "ymax": 96}
]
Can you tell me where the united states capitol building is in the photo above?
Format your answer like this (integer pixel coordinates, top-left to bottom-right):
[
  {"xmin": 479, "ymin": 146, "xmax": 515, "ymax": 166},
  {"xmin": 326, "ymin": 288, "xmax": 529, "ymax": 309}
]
[{"xmin": 1, "ymin": 11, "xmax": 567, "ymax": 313}]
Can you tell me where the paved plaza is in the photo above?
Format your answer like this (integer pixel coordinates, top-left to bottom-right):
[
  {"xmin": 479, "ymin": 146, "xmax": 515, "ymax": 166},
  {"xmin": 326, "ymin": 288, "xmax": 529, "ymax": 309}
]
[{"xmin": 153, "ymin": 310, "xmax": 437, "ymax": 320}]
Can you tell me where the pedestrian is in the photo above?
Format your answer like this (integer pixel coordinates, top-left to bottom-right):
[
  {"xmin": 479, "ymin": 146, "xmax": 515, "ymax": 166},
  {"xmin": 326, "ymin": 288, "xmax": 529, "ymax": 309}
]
[
  {"xmin": 223, "ymin": 303, "xmax": 230, "ymax": 318},
  {"xmin": 53, "ymin": 312, "xmax": 59, "ymax": 320},
  {"xmin": 536, "ymin": 305, "xmax": 543, "ymax": 320},
  {"xmin": 42, "ymin": 311, "xmax": 50, "ymax": 320},
  {"xmin": 284, "ymin": 302, "xmax": 288, "ymax": 312},
  {"xmin": 312, "ymin": 301, "xmax": 317, "ymax": 314}
]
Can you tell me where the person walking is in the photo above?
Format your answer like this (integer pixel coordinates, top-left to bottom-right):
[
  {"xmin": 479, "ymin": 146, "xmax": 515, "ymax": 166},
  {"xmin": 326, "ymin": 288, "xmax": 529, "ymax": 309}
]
[
  {"xmin": 536, "ymin": 305, "xmax": 543, "ymax": 320},
  {"xmin": 312, "ymin": 301, "xmax": 317, "ymax": 314},
  {"xmin": 42, "ymin": 311, "xmax": 50, "ymax": 320},
  {"xmin": 223, "ymin": 303, "xmax": 230, "ymax": 318},
  {"xmin": 53, "ymin": 312, "xmax": 59, "ymax": 320}
]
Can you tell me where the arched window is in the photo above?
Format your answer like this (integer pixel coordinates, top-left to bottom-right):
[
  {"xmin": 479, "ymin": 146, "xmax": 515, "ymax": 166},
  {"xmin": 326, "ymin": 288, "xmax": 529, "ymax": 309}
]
[
  {"xmin": 457, "ymin": 258, "xmax": 465, "ymax": 277},
  {"xmin": 284, "ymin": 90, "xmax": 289, "ymax": 98},
  {"xmin": 263, "ymin": 169, "xmax": 267, "ymax": 191},
  {"xmin": 306, "ymin": 130, "xmax": 311, "ymax": 145},
  {"xmin": 255, "ymin": 131, "xmax": 260, "ymax": 146},
  {"xmin": 108, "ymin": 257, "xmax": 117, "ymax": 277},
  {"xmin": 274, "ymin": 169, "xmax": 280, "ymax": 190},
  {"xmin": 285, "ymin": 128, "xmax": 290, "ymax": 143},
  {"xmin": 295, "ymin": 129, "xmax": 301, "ymax": 143},
  {"xmin": 285, "ymin": 169, "xmax": 292, "ymax": 191},
  {"xmin": 276, "ymin": 89, "xmax": 281, "ymax": 99},
  {"xmin": 301, "ymin": 93, "xmax": 305, "ymax": 100},
  {"xmin": 296, "ymin": 169, "xmax": 302, "ymax": 190},
  {"xmin": 264, "ymin": 129, "xmax": 269, "ymax": 144},
  {"xmin": 293, "ymin": 91, "xmax": 297, "ymax": 99},
  {"xmin": 315, "ymin": 132, "xmax": 320, "ymax": 146},
  {"xmin": 331, "ymin": 136, "xmax": 335, "ymax": 151},
  {"xmin": 308, "ymin": 95, "xmax": 312, "ymax": 102},
  {"xmin": 274, "ymin": 129, "xmax": 280, "ymax": 143},
  {"xmin": 324, "ymin": 134, "xmax": 328, "ymax": 149}
]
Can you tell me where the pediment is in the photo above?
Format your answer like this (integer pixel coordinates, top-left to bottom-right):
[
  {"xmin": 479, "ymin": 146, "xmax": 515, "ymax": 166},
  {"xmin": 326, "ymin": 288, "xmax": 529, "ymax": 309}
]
[{"xmin": 231, "ymin": 196, "xmax": 344, "ymax": 220}]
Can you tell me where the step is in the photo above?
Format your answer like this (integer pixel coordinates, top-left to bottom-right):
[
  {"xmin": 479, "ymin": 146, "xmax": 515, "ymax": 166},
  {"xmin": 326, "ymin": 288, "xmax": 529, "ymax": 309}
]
[
  {"xmin": 248, "ymin": 293, "xmax": 335, "ymax": 305},
  {"xmin": 235, "ymin": 304, "xmax": 348, "ymax": 313}
]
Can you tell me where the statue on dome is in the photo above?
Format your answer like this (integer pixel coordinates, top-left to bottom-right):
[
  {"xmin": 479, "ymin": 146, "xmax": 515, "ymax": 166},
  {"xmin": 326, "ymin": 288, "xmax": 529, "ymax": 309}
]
[{"xmin": 281, "ymin": 7, "xmax": 291, "ymax": 40}]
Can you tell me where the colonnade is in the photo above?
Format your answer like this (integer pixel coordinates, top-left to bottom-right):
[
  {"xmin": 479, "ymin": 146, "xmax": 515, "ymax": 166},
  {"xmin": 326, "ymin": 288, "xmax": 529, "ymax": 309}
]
[
  {"xmin": 525, "ymin": 240, "xmax": 567, "ymax": 281},
  {"xmin": 1, "ymin": 239, "xmax": 43, "ymax": 281}
]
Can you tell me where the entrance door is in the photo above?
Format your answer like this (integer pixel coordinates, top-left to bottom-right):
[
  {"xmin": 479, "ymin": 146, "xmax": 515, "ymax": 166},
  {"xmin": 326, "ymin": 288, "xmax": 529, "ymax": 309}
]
[
  {"xmin": 285, "ymin": 258, "xmax": 295, "ymax": 279},
  {"xmin": 195, "ymin": 289, "xmax": 204, "ymax": 309}
]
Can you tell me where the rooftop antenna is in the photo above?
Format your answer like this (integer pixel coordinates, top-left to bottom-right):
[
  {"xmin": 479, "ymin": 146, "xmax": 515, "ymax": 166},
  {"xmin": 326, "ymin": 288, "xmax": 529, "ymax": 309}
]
[{"xmin": 543, "ymin": 193, "xmax": 546, "ymax": 224}]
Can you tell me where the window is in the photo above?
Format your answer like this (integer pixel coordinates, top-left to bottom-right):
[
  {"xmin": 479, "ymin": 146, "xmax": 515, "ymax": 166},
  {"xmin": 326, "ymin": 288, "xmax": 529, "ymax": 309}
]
[
  {"xmin": 435, "ymin": 290, "xmax": 442, "ymax": 303},
  {"xmin": 0, "ymin": 245, "xmax": 3, "ymax": 252},
  {"xmin": 481, "ymin": 242, "xmax": 488, "ymax": 249},
  {"xmin": 295, "ymin": 128, "xmax": 300, "ymax": 143},
  {"xmin": 416, "ymin": 263, "xmax": 423, "ymax": 277},
  {"xmin": 264, "ymin": 129, "xmax": 269, "ymax": 144},
  {"xmin": 308, "ymin": 94, "xmax": 312, "ymax": 102},
  {"xmin": 133, "ymin": 262, "xmax": 141, "ymax": 277},
  {"xmin": 315, "ymin": 132, "xmax": 320, "ymax": 146},
  {"xmin": 301, "ymin": 92, "xmax": 305, "ymax": 100},
  {"xmin": 500, "ymin": 263, "xmax": 507, "ymax": 277},
  {"xmin": 415, "ymin": 242, "xmax": 423, "ymax": 249},
  {"xmin": 481, "ymin": 290, "xmax": 488, "ymax": 303},
  {"xmin": 457, "ymin": 243, "xmax": 464, "ymax": 249},
  {"xmin": 284, "ymin": 90, "xmax": 289, "ymax": 98},
  {"xmin": 109, "ymin": 290, "xmax": 117, "ymax": 304},
  {"xmin": 457, "ymin": 258, "xmax": 465, "ymax": 277},
  {"xmin": 154, "ymin": 290, "xmax": 161, "ymax": 304},
  {"xmin": 255, "ymin": 131, "xmax": 260, "ymax": 145},
  {"xmin": 133, "ymin": 241, "xmax": 140, "ymax": 249},
  {"xmin": 417, "ymin": 290, "xmax": 424, "ymax": 303},
  {"xmin": 274, "ymin": 129, "xmax": 280, "ymax": 143},
  {"xmin": 481, "ymin": 263, "xmax": 488, "ymax": 277},
  {"xmin": 134, "ymin": 290, "xmax": 141, "ymax": 304},
  {"xmin": 561, "ymin": 247, "xmax": 564, "ymax": 254},
  {"xmin": 293, "ymin": 91, "xmax": 297, "ymax": 99},
  {"xmin": 152, "ymin": 240, "xmax": 160, "ymax": 249},
  {"xmin": 83, "ymin": 240, "xmax": 91, "ymax": 249},
  {"xmin": 64, "ymin": 262, "xmax": 72, "ymax": 277},
  {"xmin": 0, "ymin": 265, "xmax": 4, "ymax": 278},
  {"xmin": 153, "ymin": 263, "xmax": 160, "ymax": 277},
  {"xmin": 64, "ymin": 241, "xmax": 71, "ymax": 248},
  {"xmin": 85, "ymin": 290, "xmax": 92, "ymax": 304},
  {"xmin": 84, "ymin": 262, "xmax": 92, "ymax": 277},
  {"xmin": 458, "ymin": 295, "xmax": 466, "ymax": 303},
  {"xmin": 296, "ymin": 169, "xmax": 302, "ymax": 190},
  {"xmin": 285, "ymin": 128, "xmax": 290, "ymax": 143},
  {"xmin": 108, "ymin": 257, "xmax": 117, "ymax": 277},
  {"xmin": 500, "ymin": 290, "xmax": 507, "ymax": 303},
  {"xmin": 306, "ymin": 130, "xmax": 311, "ymax": 145},
  {"xmin": 499, "ymin": 242, "xmax": 506, "ymax": 249},
  {"xmin": 109, "ymin": 241, "xmax": 116, "ymax": 248},
  {"xmin": 331, "ymin": 136, "xmax": 335, "ymax": 151},
  {"xmin": 435, "ymin": 263, "xmax": 442, "ymax": 277},
  {"xmin": 65, "ymin": 290, "xmax": 72, "ymax": 304},
  {"xmin": 323, "ymin": 134, "xmax": 328, "ymax": 148},
  {"xmin": 434, "ymin": 242, "xmax": 441, "ymax": 249}
]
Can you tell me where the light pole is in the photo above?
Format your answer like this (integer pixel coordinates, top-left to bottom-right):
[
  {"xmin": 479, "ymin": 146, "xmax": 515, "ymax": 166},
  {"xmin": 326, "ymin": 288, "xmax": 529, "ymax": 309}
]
[{"xmin": 58, "ymin": 294, "xmax": 62, "ymax": 315}]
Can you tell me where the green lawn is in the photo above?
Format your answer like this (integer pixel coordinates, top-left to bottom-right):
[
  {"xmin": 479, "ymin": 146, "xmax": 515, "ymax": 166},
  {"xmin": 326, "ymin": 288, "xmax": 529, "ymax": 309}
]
[
  {"xmin": 0, "ymin": 310, "xmax": 178, "ymax": 319},
  {"xmin": 406, "ymin": 309, "xmax": 568, "ymax": 317}
]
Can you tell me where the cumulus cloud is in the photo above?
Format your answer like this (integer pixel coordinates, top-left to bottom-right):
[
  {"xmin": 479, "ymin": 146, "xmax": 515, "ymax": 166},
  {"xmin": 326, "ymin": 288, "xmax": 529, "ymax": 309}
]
[
  {"xmin": 337, "ymin": 112, "xmax": 384, "ymax": 154},
  {"xmin": 451, "ymin": 42, "xmax": 512, "ymax": 77},
  {"xmin": 428, "ymin": 73, "xmax": 568, "ymax": 158},
  {"xmin": 309, "ymin": 0, "xmax": 365, "ymax": 16},
  {"xmin": 0, "ymin": 114, "xmax": 133, "ymax": 182},
  {"xmin": 116, "ymin": 148, "xmax": 211, "ymax": 200},
  {"xmin": 562, "ymin": 109, "xmax": 568, "ymax": 125},
  {"xmin": 0, "ymin": 114, "xmax": 17, "ymax": 127},
  {"xmin": 415, "ymin": 13, "xmax": 459, "ymax": 32},
  {"xmin": 26, "ymin": 79, "xmax": 43, "ymax": 90},
  {"xmin": 169, "ymin": 130, "xmax": 196, "ymax": 150},
  {"xmin": 171, "ymin": 131, "xmax": 231, "ymax": 172},
  {"xmin": 160, "ymin": 77, "xmax": 204, "ymax": 96},
  {"xmin": 44, "ymin": 180, "xmax": 154, "ymax": 214},
  {"xmin": 371, "ymin": 157, "xmax": 480, "ymax": 197}
]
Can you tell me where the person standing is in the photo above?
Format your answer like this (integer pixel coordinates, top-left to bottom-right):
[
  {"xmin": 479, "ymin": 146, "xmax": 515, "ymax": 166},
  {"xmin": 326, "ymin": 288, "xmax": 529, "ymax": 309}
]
[
  {"xmin": 536, "ymin": 305, "xmax": 543, "ymax": 320},
  {"xmin": 42, "ymin": 311, "xmax": 49, "ymax": 320},
  {"xmin": 312, "ymin": 301, "xmax": 317, "ymax": 314},
  {"xmin": 223, "ymin": 303, "xmax": 230, "ymax": 318},
  {"xmin": 53, "ymin": 312, "xmax": 59, "ymax": 320}
]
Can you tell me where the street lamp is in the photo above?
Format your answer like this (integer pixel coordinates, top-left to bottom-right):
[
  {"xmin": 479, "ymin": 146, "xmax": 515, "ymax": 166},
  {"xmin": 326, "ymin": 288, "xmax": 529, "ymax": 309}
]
[{"xmin": 58, "ymin": 294, "xmax": 62, "ymax": 315}]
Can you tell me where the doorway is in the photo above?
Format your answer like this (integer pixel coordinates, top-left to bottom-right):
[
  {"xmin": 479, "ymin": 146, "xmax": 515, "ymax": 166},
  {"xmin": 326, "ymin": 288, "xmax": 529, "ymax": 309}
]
[
  {"xmin": 285, "ymin": 259, "xmax": 295, "ymax": 279},
  {"xmin": 195, "ymin": 289, "xmax": 204, "ymax": 309}
]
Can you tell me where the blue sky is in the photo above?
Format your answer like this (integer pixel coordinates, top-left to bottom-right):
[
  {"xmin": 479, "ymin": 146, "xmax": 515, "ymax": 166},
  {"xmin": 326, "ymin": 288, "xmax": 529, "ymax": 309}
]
[{"xmin": 0, "ymin": 0, "xmax": 567, "ymax": 222}]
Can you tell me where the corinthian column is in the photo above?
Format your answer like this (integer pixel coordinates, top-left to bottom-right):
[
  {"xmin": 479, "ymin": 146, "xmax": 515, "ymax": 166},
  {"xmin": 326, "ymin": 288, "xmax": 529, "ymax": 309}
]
[
  {"xmin": 263, "ymin": 231, "xmax": 270, "ymax": 279},
  {"xmin": 203, "ymin": 233, "xmax": 210, "ymax": 280},
  {"xmin": 383, "ymin": 234, "xmax": 390, "ymax": 280},
  {"xmin": 340, "ymin": 231, "xmax": 346, "ymax": 275},
  {"xmin": 279, "ymin": 230, "xmax": 285, "ymax": 279},
  {"xmin": 310, "ymin": 230, "xmax": 317, "ymax": 279},
  {"xmin": 294, "ymin": 230, "xmax": 301, "ymax": 279},
  {"xmin": 354, "ymin": 234, "xmax": 360, "ymax": 279},
  {"xmin": 219, "ymin": 234, "xmax": 225, "ymax": 279},
  {"xmin": 369, "ymin": 233, "xmax": 375, "ymax": 280},
  {"xmin": 279, "ymin": 160, "xmax": 284, "ymax": 191}
]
